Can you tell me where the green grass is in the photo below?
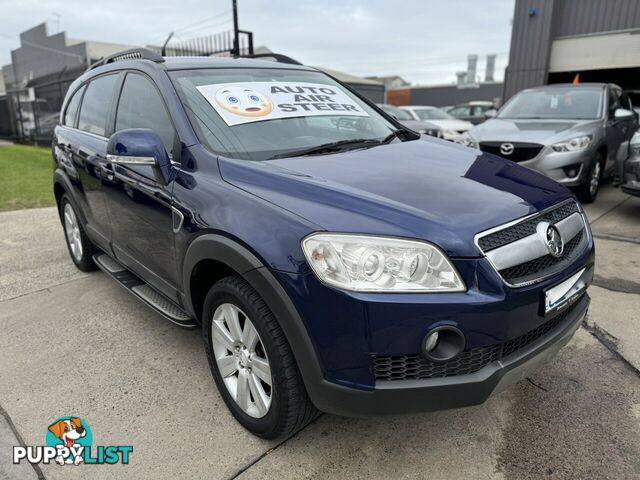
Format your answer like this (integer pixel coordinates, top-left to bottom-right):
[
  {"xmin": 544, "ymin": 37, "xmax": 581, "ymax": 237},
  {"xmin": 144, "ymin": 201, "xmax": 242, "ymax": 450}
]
[{"xmin": 0, "ymin": 144, "xmax": 56, "ymax": 211}]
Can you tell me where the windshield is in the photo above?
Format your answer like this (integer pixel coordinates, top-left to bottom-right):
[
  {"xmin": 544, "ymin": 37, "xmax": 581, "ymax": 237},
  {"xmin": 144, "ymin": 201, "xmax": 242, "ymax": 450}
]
[
  {"xmin": 169, "ymin": 68, "xmax": 401, "ymax": 160},
  {"xmin": 413, "ymin": 108, "xmax": 454, "ymax": 121},
  {"xmin": 380, "ymin": 105, "xmax": 413, "ymax": 121},
  {"xmin": 498, "ymin": 87, "xmax": 603, "ymax": 120}
]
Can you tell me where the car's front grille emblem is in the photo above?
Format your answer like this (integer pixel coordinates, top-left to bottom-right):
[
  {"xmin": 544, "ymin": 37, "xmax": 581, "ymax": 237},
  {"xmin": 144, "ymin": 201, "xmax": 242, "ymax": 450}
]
[
  {"xmin": 499, "ymin": 142, "xmax": 514, "ymax": 155},
  {"xmin": 537, "ymin": 222, "xmax": 564, "ymax": 258}
]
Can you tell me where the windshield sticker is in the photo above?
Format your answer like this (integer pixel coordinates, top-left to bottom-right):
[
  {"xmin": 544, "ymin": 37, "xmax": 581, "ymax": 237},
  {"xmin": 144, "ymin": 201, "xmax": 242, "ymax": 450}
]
[{"xmin": 196, "ymin": 82, "xmax": 370, "ymax": 126}]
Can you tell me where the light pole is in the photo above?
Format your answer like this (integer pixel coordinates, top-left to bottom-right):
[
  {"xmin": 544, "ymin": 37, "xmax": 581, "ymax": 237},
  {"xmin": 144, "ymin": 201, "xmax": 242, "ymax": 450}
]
[{"xmin": 232, "ymin": 0, "xmax": 239, "ymax": 56}]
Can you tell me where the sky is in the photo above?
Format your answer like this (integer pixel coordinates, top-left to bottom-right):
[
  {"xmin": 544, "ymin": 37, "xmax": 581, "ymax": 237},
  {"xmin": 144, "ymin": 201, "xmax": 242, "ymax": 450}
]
[{"xmin": 0, "ymin": 0, "xmax": 515, "ymax": 86}]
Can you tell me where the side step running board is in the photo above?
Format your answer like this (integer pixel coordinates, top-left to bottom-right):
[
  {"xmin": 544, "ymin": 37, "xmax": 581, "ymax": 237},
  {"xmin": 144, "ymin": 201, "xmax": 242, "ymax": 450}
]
[{"xmin": 93, "ymin": 253, "xmax": 198, "ymax": 329}]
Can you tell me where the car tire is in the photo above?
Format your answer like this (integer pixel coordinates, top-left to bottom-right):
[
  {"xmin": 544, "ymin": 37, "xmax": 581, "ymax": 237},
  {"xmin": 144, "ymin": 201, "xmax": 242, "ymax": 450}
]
[
  {"xmin": 203, "ymin": 275, "xmax": 319, "ymax": 440},
  {"xmin": 576, "ymin": 153, "xmax": 603, "ymax": 204},
  {"xmin": 60, "ymin": 194, "xmax": 97, "ymax": 271}
]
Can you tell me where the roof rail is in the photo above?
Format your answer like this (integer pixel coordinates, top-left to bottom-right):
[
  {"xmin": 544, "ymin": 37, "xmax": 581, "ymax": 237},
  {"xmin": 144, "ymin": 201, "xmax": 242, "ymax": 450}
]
[
  {"xmin": 87, "ymin": 48, "xmax": 165, "ymax": 71},
  {"xmin": 244, "ymin": 53, "xmax": 302, "ymax": 65}
]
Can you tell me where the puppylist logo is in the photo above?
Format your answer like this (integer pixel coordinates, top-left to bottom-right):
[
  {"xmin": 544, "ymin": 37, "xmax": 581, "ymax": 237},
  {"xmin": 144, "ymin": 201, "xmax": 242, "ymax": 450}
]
[{"xmin": 13, "ymin": 416, "xmax": 133, "ymax": 466}]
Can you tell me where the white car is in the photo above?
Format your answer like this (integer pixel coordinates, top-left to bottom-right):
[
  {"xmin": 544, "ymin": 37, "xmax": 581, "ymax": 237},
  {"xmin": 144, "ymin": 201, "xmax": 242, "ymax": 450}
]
[{"xmin": 400, "ymin": 106, "xmax": 474, "ymax": 143}]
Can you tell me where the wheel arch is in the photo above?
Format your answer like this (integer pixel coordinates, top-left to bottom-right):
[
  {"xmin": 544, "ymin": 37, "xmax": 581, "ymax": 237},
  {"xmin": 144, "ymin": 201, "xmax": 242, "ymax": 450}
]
[
  {"xmin": 53, "ymin": 169, "xmax": 87, "ymax": 225},
  {"xmin": 182, "ymin": 234, "xmax": 324, "ymax": 399}
]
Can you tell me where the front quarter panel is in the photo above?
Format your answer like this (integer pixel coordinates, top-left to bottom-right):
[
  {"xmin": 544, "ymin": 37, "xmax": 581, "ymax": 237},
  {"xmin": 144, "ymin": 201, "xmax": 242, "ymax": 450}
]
[{"xmin": 172, "ymin": 144, "xmax": 321, "ymax": 281}]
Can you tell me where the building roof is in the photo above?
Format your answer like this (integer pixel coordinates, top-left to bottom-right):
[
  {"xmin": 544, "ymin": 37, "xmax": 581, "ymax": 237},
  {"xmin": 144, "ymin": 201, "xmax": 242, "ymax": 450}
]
[{"xmin": 314, "ymin": 67, "xmax": 384, "ymax": 86}]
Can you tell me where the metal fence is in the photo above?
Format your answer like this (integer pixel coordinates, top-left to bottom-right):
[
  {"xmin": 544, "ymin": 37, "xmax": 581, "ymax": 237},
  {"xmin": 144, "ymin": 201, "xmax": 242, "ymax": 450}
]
[
  {"xmin": 3, "ymin": 30, "xmax": 254, "ymax": 143},
  {"xmin": 150, "ymin": 30, "xmax": 254, "ymax": 57}
]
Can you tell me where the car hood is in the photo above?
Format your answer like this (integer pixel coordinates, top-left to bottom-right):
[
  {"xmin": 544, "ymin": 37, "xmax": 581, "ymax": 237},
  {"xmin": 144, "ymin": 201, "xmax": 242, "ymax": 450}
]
[
  {"xmin": 218, "ymin": 138, "xmax": 574, "ymax": 257},
  {"xmin": 471, "ymin": 118, "xmax": 600, "ymax": 144},
  {"xmin": 427, "ymin": 119, "xmax": 473, "ymax": 131}
]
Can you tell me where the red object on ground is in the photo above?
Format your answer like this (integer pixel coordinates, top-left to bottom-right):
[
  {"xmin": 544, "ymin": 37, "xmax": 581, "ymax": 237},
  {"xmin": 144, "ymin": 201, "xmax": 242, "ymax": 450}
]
[{"xmin": 572, "ymin": 73, "xmax": 580, "ymax": 85}]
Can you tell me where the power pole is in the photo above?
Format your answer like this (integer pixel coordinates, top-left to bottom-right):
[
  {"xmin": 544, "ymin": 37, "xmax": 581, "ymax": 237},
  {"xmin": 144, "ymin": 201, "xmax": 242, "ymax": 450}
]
[{"xmin": 232, "ymin": 0, "xmax": 239, "ymax": 56}]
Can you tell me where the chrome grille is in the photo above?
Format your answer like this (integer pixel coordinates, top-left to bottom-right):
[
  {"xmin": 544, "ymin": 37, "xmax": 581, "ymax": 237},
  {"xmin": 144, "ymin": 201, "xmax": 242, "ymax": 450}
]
[
  {"xmin": 499, "ymin": 231, "xmax": 584, "ymax": 284},
  {"xmin": 476, "ymin": 201, "xmax": 588, "ymax": 286},
  {"xmin": 479, "ymin": 142, "xmax": 544, "ymax": 162},
  {"xmin": 478, "ymin": 202, "xmax": 579, "ymax": 252}
]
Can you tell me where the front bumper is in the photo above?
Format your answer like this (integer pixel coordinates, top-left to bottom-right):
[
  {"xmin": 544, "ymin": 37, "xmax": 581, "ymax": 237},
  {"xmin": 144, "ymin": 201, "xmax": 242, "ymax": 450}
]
[
  {"xmin": 518, "ymin": 147, "xmax": 594, "ymax": 187},
  {"xmin": 308, "ymin": 293, "xmax": 589, "ymax": 416},
  {"xmin": 621, "ymin": 180, "xmax": 640, "ymax": 196}
]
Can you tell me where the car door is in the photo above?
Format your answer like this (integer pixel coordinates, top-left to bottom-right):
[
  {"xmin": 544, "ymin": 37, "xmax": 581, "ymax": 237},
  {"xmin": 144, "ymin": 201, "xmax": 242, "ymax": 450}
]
[
  {"xmin": 605, "ymin": 86, "xmax": 633, "ymax": 174},
  {"xmin": 103, "ymin": 71, "xmax": 180, "ymax": 301},
  {"xmin": 62, "ymin": 74, "xmax": 120, "ymax": 249}
]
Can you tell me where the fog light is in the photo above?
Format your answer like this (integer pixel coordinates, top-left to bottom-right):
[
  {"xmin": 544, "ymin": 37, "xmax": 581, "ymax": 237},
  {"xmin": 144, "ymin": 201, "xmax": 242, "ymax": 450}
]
[
  {"xmin": 562, "ymin": 164, "xmax": 581, "ymax": 179},
  {"xmin": 422, "ymin": 326, "xmax": 465, "ymax": 362},
  {"xmin": 424, "ymin": 331, "xmax": 439, "ymax": 352}
]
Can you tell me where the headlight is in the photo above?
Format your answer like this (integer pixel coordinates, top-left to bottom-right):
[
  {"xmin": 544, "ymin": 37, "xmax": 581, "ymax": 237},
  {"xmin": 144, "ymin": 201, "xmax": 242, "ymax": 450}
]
[
  {"xmin": 421, "ymin": 129, "xmax": 440, "ymax": 137},
  {"xmin": 301, "ymin": 233, "xmax": 465, "ymax": 292},
  {"xmin": 462, "ymin": 132, "xmax": 478, "ymax": 148},
  {"xmin": 441, "ymin": 129, "xmax": 458, "ymax": 138},
  {"xmin": 551, "ymin": 135, "xmax": 592, "ymax": 152}
]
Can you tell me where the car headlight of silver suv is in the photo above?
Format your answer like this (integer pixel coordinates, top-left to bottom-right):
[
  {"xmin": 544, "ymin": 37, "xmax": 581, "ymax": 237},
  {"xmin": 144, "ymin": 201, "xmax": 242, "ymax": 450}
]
[
  {"xmin": 461, "ymin": 132, "xmax": 478, "ymax": 148},
  {"xmin": 551, "ymin": 135, "xmax": 592, "ymax": 152},
  {"xmin": 301, "ymin": 233, "xmax": 466, "ymax": 292}
]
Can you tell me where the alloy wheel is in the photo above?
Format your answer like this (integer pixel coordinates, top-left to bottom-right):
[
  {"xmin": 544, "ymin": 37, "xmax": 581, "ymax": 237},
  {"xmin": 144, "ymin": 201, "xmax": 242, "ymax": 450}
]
[
  {"xmin": 63, "ymin": 203, "xmax": 83, "ymax": 262},
  {"xmin": 211, "ymin": 303, "xmax": 272, "ymax": 418}
]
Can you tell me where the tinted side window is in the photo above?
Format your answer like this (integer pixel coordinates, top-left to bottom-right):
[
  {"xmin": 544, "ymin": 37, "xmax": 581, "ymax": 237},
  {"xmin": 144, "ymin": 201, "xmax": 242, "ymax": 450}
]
[
  {"xmin": 450, "ymin": 106, "xmax": 471, "ymax": 116},
  {"xmin": 115, "ymin": 73, "xmax": 175, "ymax": 155},
  {"xmin": 63, "ymin": 85, "xmax": 85, "ymax": 127},
  {"xmin": 609, "ymin": 88, "xmax": 622, "ymax": 115},
  {"xmin": 78, "ymin": 75, "xmax": 119, "ymax": 136}
]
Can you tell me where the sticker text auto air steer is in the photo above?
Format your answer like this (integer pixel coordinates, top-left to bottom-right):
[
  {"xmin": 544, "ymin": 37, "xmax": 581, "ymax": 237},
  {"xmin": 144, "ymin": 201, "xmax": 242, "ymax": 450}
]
[{"xmin": 196, "ymin": 82, "xmax": 370, "ymax": 126}]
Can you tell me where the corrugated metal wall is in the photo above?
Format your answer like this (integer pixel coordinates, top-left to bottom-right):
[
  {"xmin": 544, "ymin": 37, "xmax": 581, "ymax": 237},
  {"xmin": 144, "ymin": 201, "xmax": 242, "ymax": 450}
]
[
  {"xmin": 386, "ymin": 84, "xmax": 503, "ymax": 107},
  {"xmin": 554, "ymin": 0, "xmax": 640, "ymax": 37},
  {"xmin": 349, "ymin": 84, "xmax": 385, "ymax": 104},
  {"xmin": 405, "ymin": 83, "xmax": 504, "ymax": 107},
  {"xmin": 504, "ymin": 0, "xmax": 640, "ymax": 100},
  {"xmin": 503, "ymin": 0, "xmax": 556, "ymax": 100}
]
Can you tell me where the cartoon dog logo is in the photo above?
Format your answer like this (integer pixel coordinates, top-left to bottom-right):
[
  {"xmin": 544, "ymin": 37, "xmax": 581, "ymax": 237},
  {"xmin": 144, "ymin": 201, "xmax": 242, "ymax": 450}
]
[
  {"xmin": 48, "ymin": 417, "xmax": 86, "ymax": 465},
  {"xmin": 214, "ymin": 87, "xmax": 273, "ymax": 117}
]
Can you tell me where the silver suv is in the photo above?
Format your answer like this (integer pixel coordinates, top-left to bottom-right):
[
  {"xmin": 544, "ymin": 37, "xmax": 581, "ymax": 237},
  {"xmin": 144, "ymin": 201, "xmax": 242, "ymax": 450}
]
[{"xmin": 464, "ymin": 84, "xmax": 638, "ymax": 202}]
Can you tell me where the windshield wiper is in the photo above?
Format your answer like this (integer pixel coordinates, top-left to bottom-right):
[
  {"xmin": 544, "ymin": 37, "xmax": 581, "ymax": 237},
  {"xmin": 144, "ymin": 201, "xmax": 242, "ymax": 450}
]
[
  {"xmin": 268, "ymin": 138, "xmax": 382, "ymax": 160},
  {"xmin": 381, "ymin": 129, "xmax": 406, "ymax": 144}
]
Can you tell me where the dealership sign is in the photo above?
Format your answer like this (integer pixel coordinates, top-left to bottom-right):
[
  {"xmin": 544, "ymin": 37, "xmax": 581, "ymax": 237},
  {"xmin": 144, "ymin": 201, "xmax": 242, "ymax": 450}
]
[{"xmin": 197, "ymin": 82, "xmax": 370, "ymax": 126}]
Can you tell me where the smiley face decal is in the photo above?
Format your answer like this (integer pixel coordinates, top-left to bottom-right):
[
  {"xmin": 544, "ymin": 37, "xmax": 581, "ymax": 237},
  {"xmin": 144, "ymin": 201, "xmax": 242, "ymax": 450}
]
[{"xmin": 214, "ymin": 87, "xmax": 273, "ymax": 117}]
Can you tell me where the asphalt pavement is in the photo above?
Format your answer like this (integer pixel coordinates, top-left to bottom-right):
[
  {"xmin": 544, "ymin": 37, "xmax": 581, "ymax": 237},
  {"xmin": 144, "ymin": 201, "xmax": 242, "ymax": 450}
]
[{"xmin": 1, "ymin": 183, "xmax": 639, "ymax": 480}]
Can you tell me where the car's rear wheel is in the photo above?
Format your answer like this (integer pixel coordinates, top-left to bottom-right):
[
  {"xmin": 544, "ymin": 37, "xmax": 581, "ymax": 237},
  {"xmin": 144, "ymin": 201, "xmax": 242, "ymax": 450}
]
[
  {"xmin": 203, "ymin": 276, "xmax": 319, "ymax": 439},
  {"xmin": 60, "ymin": 195, "xmax": 97, "ymax": 271},
  {"xmin": 576, "ymin": 154, "xmax": 603, "ymax": 203}
]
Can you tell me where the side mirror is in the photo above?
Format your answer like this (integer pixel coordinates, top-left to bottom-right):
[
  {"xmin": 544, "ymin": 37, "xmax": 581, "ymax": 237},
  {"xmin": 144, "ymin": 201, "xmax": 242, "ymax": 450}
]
[
  {"xmin": 484, "ymin": 109, "xmax": 497, "ymax": 119},
  {"xmin": 615, "ymin": 108, "xmax": 634, "ymax": 120},
  {"xmin": 107, "ymin": 128, "xmax": 172, "ymax": 185}
]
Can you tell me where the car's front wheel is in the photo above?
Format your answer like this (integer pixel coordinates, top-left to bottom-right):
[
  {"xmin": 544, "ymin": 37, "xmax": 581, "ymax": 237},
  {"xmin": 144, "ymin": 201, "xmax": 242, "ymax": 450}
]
[
  {"xmin": 60, "ymin": 195, "xmax": 97, "ymax": 271},
  {"xmin": 202, "ymin": 276, "xmax": 319, "ymax": 439},
  {"xmin": 576, "ymin": 154, "xmax": 603, "ymax": 203}
]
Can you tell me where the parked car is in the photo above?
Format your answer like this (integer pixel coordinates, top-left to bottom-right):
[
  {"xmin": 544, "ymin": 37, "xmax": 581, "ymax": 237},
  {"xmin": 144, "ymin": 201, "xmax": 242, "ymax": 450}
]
[
  {"xmin": 621, "ymin": 129, "xmax": 640, "ymax": 197},
  {"xmin": 53, "ymin": 50, "xmax": 594, "ymax": 440},
  {"xmin": 624, "ymin": 90, "xmax": 640, "ymax": 116},
  {"xmin": 446, "ymin": 101, "xmax": 494, "ymax": 125},
  {"xmin": 377, "ymin": 103, "xmax": 441, "ymax": 137},
  {"xmin": 399, "ymin": 105, "xmax": 473, "ymax": 142},
  {"xmin": 465, "ymin": 84, "xmax": 638, "ymax": 203}
]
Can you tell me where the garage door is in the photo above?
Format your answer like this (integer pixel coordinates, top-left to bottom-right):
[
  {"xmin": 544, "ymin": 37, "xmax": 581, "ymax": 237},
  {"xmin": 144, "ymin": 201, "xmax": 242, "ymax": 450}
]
[{"xmin": 549, "ymin": 31, "xmax": 640, "ymax": 73}]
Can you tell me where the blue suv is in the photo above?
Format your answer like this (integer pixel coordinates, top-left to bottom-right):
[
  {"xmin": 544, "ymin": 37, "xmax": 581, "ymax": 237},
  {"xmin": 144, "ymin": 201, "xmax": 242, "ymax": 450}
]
[{"xmin": 53, "ymin": 50, "xmax": 594, "ymax": 439}]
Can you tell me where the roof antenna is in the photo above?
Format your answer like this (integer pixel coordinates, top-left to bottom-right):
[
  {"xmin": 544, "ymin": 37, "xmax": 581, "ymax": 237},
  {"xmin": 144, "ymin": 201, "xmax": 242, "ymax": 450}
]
[{"xmin": 161, "ymin": 32, "xmax": 174, "ymax": 56}]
